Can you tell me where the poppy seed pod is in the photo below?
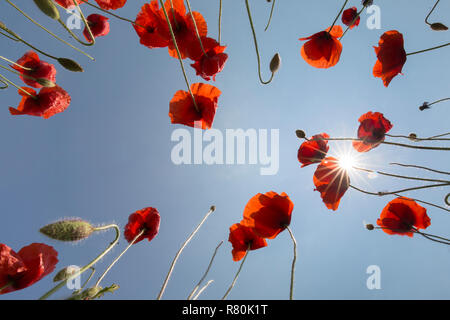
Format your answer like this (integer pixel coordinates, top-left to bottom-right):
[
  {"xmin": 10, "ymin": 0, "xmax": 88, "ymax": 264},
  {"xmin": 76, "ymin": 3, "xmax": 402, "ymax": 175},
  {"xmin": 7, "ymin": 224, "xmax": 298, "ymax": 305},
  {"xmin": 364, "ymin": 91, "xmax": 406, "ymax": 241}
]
[
  {"xmin": 57, "ymin": 58, "xmax": 84, "ymax": 72},
  {"xmin": 33, "ymin": 0, "xmax": 60, "ymax": 20},
  {"xmin": 430, "ymin": 23, "xmax": 448, "ymax": 31},
  {"xmin": 408, "ymin": 133, "xmax": 418, "ymax": 141},
  {"xmin": 269, "ymin": 53, "xmax": 281, "ymax": 74},
  {"xmin": 40, "ymin": 219, "xmax": 94, "ymax": 241},
  {"xmin": 366, "ymin": 224, "xmax": 375, "ymax": 231},
  {"xmin": 295, "ymin": 130, "xmax": 306, "ymax": 139},
  {"xmin": 53, "ymin": 265, "xmax": 79, "ymax": 282}
]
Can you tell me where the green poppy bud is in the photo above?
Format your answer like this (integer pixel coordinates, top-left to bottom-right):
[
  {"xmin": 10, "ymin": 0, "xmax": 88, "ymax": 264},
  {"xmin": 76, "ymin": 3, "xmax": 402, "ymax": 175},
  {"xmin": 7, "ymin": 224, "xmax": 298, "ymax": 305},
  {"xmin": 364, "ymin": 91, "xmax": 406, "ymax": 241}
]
[
  {"xmin": 57, "ymin": 58, "xmax": 84, "ymax": 72},
  {"xmin": 40, "ymin": 219, "xmax": 94, "ymax": 242},
  {"xmin": 33, "ymin": 0, "xmax": 60, "ymax": 20}
]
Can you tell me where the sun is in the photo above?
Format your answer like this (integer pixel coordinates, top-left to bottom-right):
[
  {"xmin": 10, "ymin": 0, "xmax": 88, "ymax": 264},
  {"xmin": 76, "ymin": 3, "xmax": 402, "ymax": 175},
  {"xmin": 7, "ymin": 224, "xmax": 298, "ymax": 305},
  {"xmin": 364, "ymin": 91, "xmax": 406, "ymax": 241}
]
[{"xmin": 338, "ymin": 154, "xmax": 357, "ymax": 171}]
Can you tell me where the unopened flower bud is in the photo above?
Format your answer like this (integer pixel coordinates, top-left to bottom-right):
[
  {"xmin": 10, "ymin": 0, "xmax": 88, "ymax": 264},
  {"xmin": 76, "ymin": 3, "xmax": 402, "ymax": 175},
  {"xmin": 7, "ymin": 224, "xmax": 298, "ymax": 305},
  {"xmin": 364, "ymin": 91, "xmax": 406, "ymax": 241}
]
[
  {"xmin": 36, "ymin": 78, "xmax": 56, "ymax": 88},
  {"xmin": 295, "ymin": 130, "xmax": 306, "ymax": 139},
  {"xmin": 57, "ymin": 58, "xmax": 84, "ymax": 72},
  {"xmin": 362, "ymin": 0, "xmax": 373, "ymax": 6},
  {"xmin": 419, "ymin": 102, "xmax": 430, "ymax": 111},
  {"xmin": 430, "ymin": 23, "xmax": 448, "ymax": 31},
  {"xmin": 40, "ymin": 219, "xmax": 94, "ymax": 241},
  {"xmin": 408, "ymin": 133, "xmax": 418, "ymax": 141},
  {"xmin": 269, "ymin": 53, "xmax": 281, "ymax": 74},
  {"xmin": 366, "ymin": 224, "xmax": 374, "ymax": 230},
  {"xmin": 53, "ymin": 265, "xmax": 79, "ymax": 282},
  {"xmin": 33, "ymin": 0, "xmax": 60, "ymax": 20},
  {"xmin": 210, "ymin": 205, "xmax": 216, "ymax": 212}
]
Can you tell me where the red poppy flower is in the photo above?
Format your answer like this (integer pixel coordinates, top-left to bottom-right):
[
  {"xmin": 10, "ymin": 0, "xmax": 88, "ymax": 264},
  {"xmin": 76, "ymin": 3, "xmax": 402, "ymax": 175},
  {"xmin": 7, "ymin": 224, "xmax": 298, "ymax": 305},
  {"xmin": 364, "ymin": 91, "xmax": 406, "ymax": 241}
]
[
  {"xmin": 313, "ymin": 157, "xmax": 350, "ymax": 211},
  {"xmin": 373, "ymin": 30, "xmax": 407, "ymax": 87},
  {"xmin": 163, "ymin": 0, "xmax": 207, "ymax": 59},
  {"xmin": 83, "ymin": 14, "xmax": 110, "ymax": 42},
  {"xmin": 0, "ymin": 243, "xmax": 58, "ymax": 295},
  {"xmin": 341, "ymin": 7, "xmax": 360, "ymax": 29},
  {"xmin": 299, "ymin": 25, "xmax": 343, "ymax": 68},
  {"xmin": 377, "ymin": 197, "xmax": 430, "ymax": 237},
  {"xmin": 352, "ymin": 111, "xmax": 393, "ymax": 152},
  {"xmin": 9, "ymin": 86, "xmax": 71, "ymax": 119},
  {"xmin": 169, "ymin": 83, "xmax": 221, "ymax": 129},
  {"xmin": 190, "ymin": 37, "xmax": 228, "ymax": 81},
  {"xmin": 124, "ymin": 207, "xmax": 161, "ymax": 244},
  {"xmin": 134, "ymin": 1, "xmax": 170, "ymax": 49},
  {"xmin": 94, "ymin": 0, "xmax": 127, "ymax": 10},
  {"xmin": 297, "ymin": 133, "xmax": 330, "ymax": 167},
  {"xmin": 54, "ymin": 0, "xmax": 85, "ymax": 8},
  {"xmin": 228, "ymin": 223, "xmax": 267, "ymax": 262},
  {"xmin": 12, "ymin": 51, "xmax": 56, "ymax": 89},
  {"xmin": 241, "ymin": 191, "xmax": 294, "ymax": 239}
]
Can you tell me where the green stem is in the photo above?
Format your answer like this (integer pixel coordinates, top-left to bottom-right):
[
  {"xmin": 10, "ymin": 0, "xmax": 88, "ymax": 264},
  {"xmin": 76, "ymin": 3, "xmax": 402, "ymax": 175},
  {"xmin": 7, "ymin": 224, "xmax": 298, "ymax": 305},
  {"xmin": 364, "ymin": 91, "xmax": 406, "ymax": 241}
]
[
  {"xmin": 185, "ymin": 0, "xmax": 207, "ymax": 57},
  {"xmin": 168, "ymin": 0, "xmax": 179, "ymax": 29},
  {"xmin": 156, "ymin": 206, "xmax": 216, "ymax": 300},
  {"xmin": 0, "ymin": 73, "xmax": 37, "ymax": 98},
  {"xmin": 187, "ymin": 240, "xmax": 223, "ymax": 300},
  {"xmin": 5, "ymin": 0, "xmax": 94, "ymax": 60},
  {"xmin": 328, "ymin": 0, "xmax": 348, "ymax": 33},
  {"xmin": 406, "ymin": 42, "xmax": 450, "ymax": 56},
  {"xmin": 0, "ymin": 30, "xmax": 19, "ymax": 41},
  {"xmin": 94, "ymin": 229, "xmax": 145, "ymax": 288},
  {"xmin": 218, "ymin": 0, "xmax": 222, "ymax": 44},
  {"xmin": 286, "ymin": 226, "xmax": 297, "ymax": 300},
  {"xmin": 350, "ymin": 183, "xmax": 450, "ymax": 197},
  {"xmin": 80, "ymin": 0, "xmax": 145, "ymax": 28},
  {"xmin": 244, "ymin": 0, "xmax": 275, "ymax": 85},
  {"xmin": 339, "ymin": 6, "xmax": 365, "ymax": 40},
  {"xmin": 0, "ymin": 64, "xmax": 54, "ymax": 86},
  {"xmin": 264, "ymin": 0, "xmax": 276, "ymax": 32},
  {"xmin": 221, "ymin": 244, "xmax": 250, "ymax": 300},
  {"xmin": 0, "ymin": 56, "xmax": 33, "ymax": 71},
  {"xmin": 38, "ymin": 224, "xmax": 120, "ymax": 300},
  {"xmin": 159, "ymin": 0, "xmax": 199, "ymax": 112},
  {"xmin": 0, "ymin": 281, "xmax": 13, "ymax": 293},
  {"xmin": 0, "ymin": 79, "xmax": 8, "ymax": 89}
]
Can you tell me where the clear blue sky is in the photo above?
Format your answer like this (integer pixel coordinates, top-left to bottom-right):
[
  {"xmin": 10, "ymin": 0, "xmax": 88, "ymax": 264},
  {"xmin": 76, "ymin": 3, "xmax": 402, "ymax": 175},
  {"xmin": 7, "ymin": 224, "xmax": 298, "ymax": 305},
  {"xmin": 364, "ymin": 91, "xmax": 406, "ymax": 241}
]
[{"xmin": 1, "ymin": 1, "xmax": 449, "ymax": 300}]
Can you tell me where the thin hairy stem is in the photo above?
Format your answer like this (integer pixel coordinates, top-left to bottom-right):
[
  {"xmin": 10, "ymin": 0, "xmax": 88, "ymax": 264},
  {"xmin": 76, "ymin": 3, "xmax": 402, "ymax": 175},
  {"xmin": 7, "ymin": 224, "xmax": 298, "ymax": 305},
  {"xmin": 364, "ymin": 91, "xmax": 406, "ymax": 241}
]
[
  {"xmin": 406, "ymin": 42, "xmax": 450, "ymax": 56},
  {"xmin": 221, "ymin": 244, "xmax": 250, "ymax": 300},
  {"xmin": 192, "ymin": 280, "xmax": 214, "ymax": 300},
  {"xmin": 389, "ymin": 163, "xmax": 450, "ymax": 176},
  {"xmin": 286, "ymin": 226, "xmax": 297, "ymax": 300},
  {"xmin": 264, "ymin": 0, "xmax": 276, "ymax": 31},
  {"xmin": 425, "ymin": 0, "xmax": 441, "ymax": 25},
  {"xmin": 0, "ymin": 73, "xmax": 37, "ymax": 98},
  {"xmin": 350, "ymin": 183, "xmax": 450, "ymax": 197},
  {"xmin": 328, "ymin": 0, "xmax": 348, "ymax": 33},
  {"xmin": 353, "ymin": 166, "xmax": 450, "ymax": 184}
]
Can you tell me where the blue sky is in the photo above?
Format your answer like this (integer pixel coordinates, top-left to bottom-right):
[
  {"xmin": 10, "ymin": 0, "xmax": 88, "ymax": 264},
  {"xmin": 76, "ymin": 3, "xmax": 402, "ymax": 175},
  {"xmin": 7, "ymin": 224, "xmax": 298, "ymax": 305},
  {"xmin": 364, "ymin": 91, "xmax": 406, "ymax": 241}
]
[{"xmin": 1, "ymin": 0, "xmax": 449, "ymax": 300}]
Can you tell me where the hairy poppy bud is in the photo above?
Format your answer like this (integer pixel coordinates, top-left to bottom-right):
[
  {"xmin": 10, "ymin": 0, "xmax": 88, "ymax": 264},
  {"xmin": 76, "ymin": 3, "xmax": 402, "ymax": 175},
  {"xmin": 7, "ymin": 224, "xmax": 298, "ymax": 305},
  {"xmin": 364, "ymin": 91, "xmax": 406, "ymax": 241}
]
[
  {"xmin": 36, "ymin": 78, "xmax": 56, "ymax": 88},
  {"xmin": 210, "ymin": 205, "xmax": 216, "ymax": 212},
  {"xmin": 366, "ymin": 224, "xmax": 374, "ymax": 230},
  {"xmin": 40, "ymin": 219, "xmax": 94, "ymax": 241},
  {"xmin": 33, "ymin": 0, "xmax": 60, "ymax": 20},
  {"xmin": 269, "ymin": 53, "xmax": 281, "ymax": 74},
  {"xmin": 57, "ymin": 58, "xmax": 84, "ymax": 72},
  {"xmin": 53, "ymin": 265, "xmax": 79, "ymax": 282},
  {"xmin": 430, "ymin": 23, "xmax": 448, "ymax": 31},
  {"xmin": 295, "ymin": 130, "xmax": 306, "ymax": 139}
]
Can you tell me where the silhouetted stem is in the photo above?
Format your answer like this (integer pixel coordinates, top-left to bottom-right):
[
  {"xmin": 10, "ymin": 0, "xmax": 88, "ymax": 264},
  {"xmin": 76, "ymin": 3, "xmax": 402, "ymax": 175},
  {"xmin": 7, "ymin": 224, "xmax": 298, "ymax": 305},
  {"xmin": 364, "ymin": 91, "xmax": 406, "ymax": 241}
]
[
  {"xmin": 392, "ymin": 194, "xmax": 450, "ymax": 213},
  {"xmin": 373, "ymin": 226, "xmax": 450, "ymax": 245},
  {"xmin": 5, "ymin": 0, "xmax": 94, "ymax": 60},
  {"xmin": 389, "ymin": 163, "xmax": 450, "ymax": 176},
  {"xmin": 286, "ymin": 226, "xmax": 297, "ymax": 300},
  {"xmin": 221, "ymin": 244, "xmax": 250, "ymax": 300},
  {"xmin": 425, "ymin": 0, "xmax": 441, "ymax": 25},
  {"xmin": 386, "ymin": 133, "xmax": 450, "ymax": 141},
  {"xmin": 185, "ymin": 0, "xmax": 207, "ymax": 56},
  {"xmin": 94, "ymin": 229, "xmax": 145, "ymax": 288},
  {"xmin": 244, "ymin": 0, "xmax": 275, "ymax": 85},
  {"xmin": 340, "ymin": 6, "xmax": 365, "ymax": 40},
  {"xmin": 187, "ymin": 241, "xmax": 223, "ymax": 300},
  {"xmin": 328, "ymin": 0, "xmax": 348, "ymax": 33},
  {"xmin": 192, "ymin": 280, "xmax": 214, "ymax": 300},
  {"xmin": 218, "ymin": 0, "xmax": 222, "ymax": 44},
  {"xmin": 0, "ymin": 281, "xmax": 13, "ymax": 293},
  {"xmin": 0, "ymin": 73, "xmax": 37, "ymax": 98},
  {"xmin": 159, "ymin": 0, "xmax": 199, "ymax": 112},
  {"xmin": 82, "ymin": 0, "xmax": 138, "ymax": 25},
  {"xmin": 264, "ymin": 0, "xmax": 276, "ymax": 31},
  {"xmin": 353, "ymin": 166, "xmax": 450, "ymax": 184},
  {"xmin": 350, "ymin": 183, "xmax": 450, "ymax": 197},
  {"xmin": 157, "ymin": 206, "xmax": 216, "ymax": 300},
  {"xmin": 39, "ymin": 224, "xmax": 120, "ymax": 300},
  {"xmin": 406, "ymin": 42, "xmax": 450, "ymax": 56}
]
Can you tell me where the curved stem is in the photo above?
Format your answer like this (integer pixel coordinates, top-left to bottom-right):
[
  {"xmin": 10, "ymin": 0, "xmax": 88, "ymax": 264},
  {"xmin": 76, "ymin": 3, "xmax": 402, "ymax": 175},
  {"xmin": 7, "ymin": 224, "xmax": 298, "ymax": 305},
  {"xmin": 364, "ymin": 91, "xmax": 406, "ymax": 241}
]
[
  {"xmin": 353, "ymin": 166, "xmax": 450, "ymax": 184},
  {"xmin": 192, "ymin": 280, "xmax": 214, "ymax": 300},
  {"xmin": 0, "ymin": 56, "xmax": 33, "ymax": 71},
  {"xmin": 38, "ymin": 224, "xmax": 120, "ymax": 300},
  {"xmin": 94, "ymin": 229, "xmax": 145, "ymax": 288},
  {"xmin": 0, "ymin": 73, "xmax": 37, "ymax": 98},
  {"xmin": 429, "ymin": 97, "xmax": 450, "ymax": 107},
  {"xmin": 5, "ymin": 0, "xmax": 94, "ymax": 60},
  {"xmin": 0, "ymin": 79, "xmax": 8, "ymax": 89},
  {"xmin": 350, "ymin": 183, "xmax": 450, "ymax": 197},
  {"xmin": 244, "ymin": 0, "xmax": 275, "ymax": 85},
  {"xmin": 187, "ymin": 240, "xmax": 223, "ymax": 300},
  {"xmin": 80, "ymin": 267, "xmax": 95, "ymax": 291},
  {"xmin": 185, "ymin": 0, "xmax": 207, "ymax": 56},
  {"xmin": 159, "ymin": 0, "xmax": 199, "ymax": 112},
  {"xmin": 385, "ymin": 133, "xmax": 450, "ymax": 141},
  {"xmin": 328, "ymin": 0, "xmax": 348, "ymax": 33},
  {"xmin": 156, "ymin": 206, "xmax": 216, "ymax": 300},
  {"xmin": 389, "ymin": 163, "xmax": 450, "ymax": 176},
  {"xmin": 392, "ymin": 194, "xmax": 450, "ymax": 213},
  {"xmin": 425, "ymin": 0, "xmax": 440, "ymax": 25},
  {"xmin": 221, "ymin": 244, "xmax": 250, "ymax": 300},
  {"xmin": 82, "ymin": 1, "xmax": 137, "ymax": 25},
  {"xmin": 286, "ymin": 226, "xmax": 297, "ymax": 300},
  {"xmin": 264, "ymin": 0, "xmax": 276, "ymax": 32},
  {"xmin": 218, "ymin": 0, "xmax": 222, "ymax": 44},
  {"xmin": 0, "ymin": 30, "xmax": 20, "ymax": 41},
  {"xmin": 406, "ymin": 42, "xmax": 450, "ymax": 56},
  {"xmin": 413, "ymin": 228, "xmax": 450, "ymax": 245},
  {"xmin": 0, "ymin": 64, "xmax": 54, "ymax": 87}
]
